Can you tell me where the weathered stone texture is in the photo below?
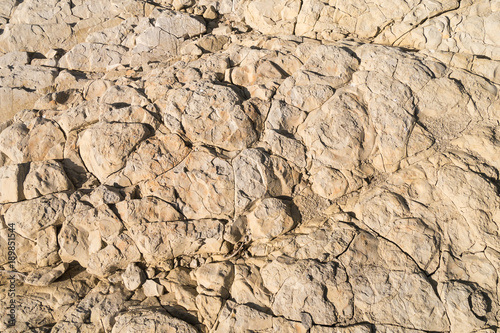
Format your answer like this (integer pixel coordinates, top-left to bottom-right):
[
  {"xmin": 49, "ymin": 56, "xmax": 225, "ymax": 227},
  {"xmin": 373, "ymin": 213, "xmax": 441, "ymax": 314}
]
[{"xmin": 1, "ymin": 0, "xmax": 500, "ymax": 332}]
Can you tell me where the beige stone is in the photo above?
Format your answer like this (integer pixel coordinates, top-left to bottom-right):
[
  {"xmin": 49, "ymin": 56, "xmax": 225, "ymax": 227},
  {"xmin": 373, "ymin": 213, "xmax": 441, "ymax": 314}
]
[
  {"xmin": 36, "ymin": 226, "xmax": 60, "ymax": 267},
  {"xmin": 143, "ymin": 280, "xmax": 165, "ymax": 297},
  {"xmin": 261, "ymin": 257, "xmax": 353, "ymax": 325},
  {"xmin": 355, "ymin": 188, "xmax": 441, "ymax": 273},
  {"xmin": 438, "ymin": 282, "xmax": 495, "ymax": 333},
  {"xmin": 78, "ymin": 122, "xmax": 151, "ymax": 182},
  {"xmin": 111, "ymin": 308, "xmax": 197, "ymax": 333},
  {"xmin": 263, "ymin": 219, "xmax": 357, "ymax": 262},
  {"xmin": 140, "ymin": 148, "xmax": 234, "ymax": 219},
  {"xmin": 246, "ymin": 197, "xmax": 295, "ymax": 241},
  {"xmin": 58, "ymin": 204, "xmax": 141, "ymax": 277},
  {"xmin": 194, "ymin": 261, "xmax": 234, "ymax": 298},
  {"xmin": 0, "ymin": 23, "xmax": 75, "ymax": 54},
  {"xmin": 233, "ymin": 148, "xmax": 300, "ymax": 214},
  {"xmin": 0, "ymin": 164, "xmax": 28, "ymax": 203},
  {"xmin": 87, "ymin": 233, "xmax": 141, "ymax": 277},
  {"xmin": 53, "ymin": 100, "xmax": 103, "ymax": 134},
  {"xmin": 297, "ymin": 90, "xmax": 370, "ymax": 171},
  {"xmin": 0, "ymin": 88, "xmax": 40, "ymax": 124},
  {"xmin": 0, "ymin": 65, "xmax": 58, "ymax": 91},
  {"xmin": 214, "ymin": 301, "xmax": 274, "ymax": 332},
  {"xmin": 115, "ymin": 196, "xmax": 184, "ymax": 228},
  {"xmin": 24, "ymin": 263, "xmax": 69, "ymax": 287},
  {"xmin": 196, "ymin": 294, "xmax": 223, "ymax": 327},
  {"xmin": 106, "ymin": 133, "xmax": 190, "ymax": 187},
  {"xmin": 173, "ymin": 0, "xmax": 195, "ymax": 10},
  {"xmin": 126, "ymin": 218, "xmax": 227, "ymax": 268},
  {"xmin": 1, "ymin": 1, "xmax": 500, "ymax": 331},
  {"xmin": 243, "ymin": 0, "xmax": 301, "ymax": 35},
  {"xmin": 100, "ymin": 86, "xmax": 150, "ymax": 107},
  {"xmin": 203, "ymin": 5, "xmax": 218, "ymax": 20},
  {"xmin": 23, "ymin": 160, "xmax": 74, "ymax": 200},
  {"xmin": 4, "ymin": 193, "xmax": 67, "ymax": 239},
  {"xmin": 162, "ymin": 81, "xmax": 259, "ymax": 151},
  {"xmin": 339, "ymin": 232, "xmax": 450, "ymax": 331},
  {"xmin": 58, "ymin": 43, "xmax": 129, "ymax": 72},
  {"xmin": 264, "ymin": 129, "xmax": 306, "ymax": 168},
  {"xmin": 0, "ymin": 118, "xmax": 65, "ymax": 164},
  {"xmin": 155, "ymin": 10, "xmax": 206, "ymax": 39}
]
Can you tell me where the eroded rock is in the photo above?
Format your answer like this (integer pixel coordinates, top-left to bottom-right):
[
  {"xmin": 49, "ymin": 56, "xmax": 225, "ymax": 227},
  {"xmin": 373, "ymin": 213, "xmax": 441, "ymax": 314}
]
[{"xmin": 1, "ymin": 1, "xmax": 500, "ymax": 332}]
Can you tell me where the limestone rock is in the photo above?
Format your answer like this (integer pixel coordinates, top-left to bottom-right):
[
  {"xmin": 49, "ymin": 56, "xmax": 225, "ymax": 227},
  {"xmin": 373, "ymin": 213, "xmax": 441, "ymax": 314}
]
[
  {"xmin": 0, "ymin": 164, "xmax": 28, "ymax": 203},
  {"xmin": 51, "ymin": 281, "xmax": 132, "ymax": 332},
  {"xmin": 0, "ymin": 65, "xmax": 58, "ymax": 91},
  {"xmin": 243, "ymin": 0, "xmax": 301, "ymax": 35},
  {"xmin": 122, "ymin": 263, "xmax": 147, "ymax": 291},
  {"xmin": 155, "ymin": 11, "xmax": 206, "ymax": 39},
  {"xmin": 59, "ymin": 43, "xmax": 129, "ymax": 72},
  {"xmin": 233, "ymin": 148, "xmax": 300, "ymax": 214},
  {"xmin": 339, "ymin": 232, "xmax": 450, "ymax": 331},
  {"xmin": 355, "ymin": 188, "xmax": 441, "ymax": 273},
  {"xmin": 4, "ymin": 193, "xmax": 67, "ymax": 240},
  {"xmin": 438, "ymin": 282, "xmax": 496, "ymax": 333},
  {"xmin": 86, "ymin": 233, "xmax": 141, "ymax": 277},
  {"xmin": 266, "ymin": 99, "xmax": 307, "ymax": 134},
  {"xmin": 173, "ymin": 0, "xmax": 195, "ymax": 11},
  {"xmin": 0, "ymin": 118, "xmax": 65, "ymax": 164},
  {"xmin": 214, "ymin": 301, "xmax": 275, "ymax": 332},
  {"xmin": 100, "ymin": 85, "xmax": 150, "ymax": 107},
  {"xmin": 24, "ymin": 263, "xmax": 69, "ymax": 287},
  {"xmin": 261, "ymin": 218, "xmax": 357, "ymax": 262},
  {"xmin": 0, "ymin": 87, "xmax": 40, "ymax": 123},
  {"xmin": 115, "ymin": 197, "xmax": 185, "ymax": 227},
  {"xmin": 78, "ymin": 122, "xmax": 151, "ymax": 182},
  {"xmin": 196, "ymin": 294, "xmax": 223, "ymax": 327},
  {"xmin": 111, "ymin": 307, "xmax": 197, "ymax": 332},
  {"xmin": 143, "ymin": 279, "xmax": 165, "ymax": 297},
  {"xmin": 88, "ymin": 185, "xmax": 123, "ymax": 207},
  {"xmin": 140, "ymin": 148, "xmax": 234, "ymax": 219},
  {"xmin": 194, "ymin": 261, "xmax": 234, "ymax": 298},
  {"xmin": 246, "ymin": 197, "xmax": 296, "ymax": 241},
  {"xmin": 264, "ymin": 129, "xmax": 307, "ymax": 168},
  {"xmin": 58, "ymin": 204, "xmax": 141, "ymax": 277},
  {"xmin": 0, "ymin": 0, "xmax": 17, "ymax": 19},
  {"xmin": 126, "ymin": 218, "xmax": 227, "ymax": 269},
  {"xmin": 36, "ymin": 226, "xmax": 61, "ymax": 267},
  {"xmin": 23, "ymin": 160, "xmax": 74, "ymax": 200},
  {"xmin": 297, "ymin": 90, "xmax": 370, "ymax": 171},
  {"xmin": 162, "ymin": 80, "xmax": 259, "ymax": 151},
  {"xmin": 53, "ymin": 100, "xmax": 103, "ymax": 134},
  {"xmin": 1, "ymin": 1, "xmax": 500, "ymax": 332},
  {"xmin": 0, "ymin": 23, "xmax": 75, "ymax": 54},
  {"xmin": 130, "ymin": 10, "xmax": 206, "ymax": 65},
  {"xmin": 260, "ymin": 257, "xmax": 353, "ymax": 325},
  {"xmin": 106, "ymin": 133, "xmax": 190, "ymax": 187}
]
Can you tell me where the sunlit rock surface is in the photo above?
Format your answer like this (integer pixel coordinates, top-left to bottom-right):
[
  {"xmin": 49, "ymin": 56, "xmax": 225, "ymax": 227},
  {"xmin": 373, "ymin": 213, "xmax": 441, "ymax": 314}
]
[{"xmin": 1, "ymin": 0, "xmax": 500, "ymax": 332}]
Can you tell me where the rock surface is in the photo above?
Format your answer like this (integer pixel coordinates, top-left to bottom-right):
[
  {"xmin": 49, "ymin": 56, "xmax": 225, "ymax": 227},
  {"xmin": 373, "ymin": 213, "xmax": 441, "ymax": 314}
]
[{"xmin": 1, "ymin": 0, "xmax": 500, "ymax": 332}]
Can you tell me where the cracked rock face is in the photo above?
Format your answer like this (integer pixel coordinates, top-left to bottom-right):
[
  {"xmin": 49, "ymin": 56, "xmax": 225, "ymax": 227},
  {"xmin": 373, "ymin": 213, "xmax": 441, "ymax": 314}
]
[{"xmin": 1, "ymin": 0, "xmax": 500, "ymax": 332}]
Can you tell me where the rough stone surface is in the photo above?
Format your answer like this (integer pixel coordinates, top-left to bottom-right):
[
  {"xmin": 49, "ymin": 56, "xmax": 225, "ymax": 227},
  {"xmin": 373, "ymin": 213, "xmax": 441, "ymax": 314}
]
[
  {"xmin": 23, "ymin": 160, "xmax": 74, "ymax": 200},
  {"xmin": 0, "ymin": 164, "xmax": 27, "ymax": 203},
  {"xmin": 121, "ymin": 262, "xmax": 146, "ymax": 291},
  {"xmin": 78, "ymin": 122, "xmax": 151, "ymax": 182},
  {"xmin": 1, "ymin": 1, "xmax": 500, "ymax": 332}
]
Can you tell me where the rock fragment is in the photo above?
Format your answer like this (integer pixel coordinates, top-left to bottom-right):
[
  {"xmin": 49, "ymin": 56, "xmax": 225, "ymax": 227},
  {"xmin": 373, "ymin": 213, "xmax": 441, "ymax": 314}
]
[
  {"xmin": 122, "ymin": 263, "xmax": 146, "ymax": 291},
  {"xmin": 0, "ymin": 164, "xmax": 28, "ymax": 203},
  {"xmin": 78, "ymin": 122, "xmax": 151, "ymax": 182},
  {"xmin": 23, "ymin": 160, "xmax": 74, "ymax": 200},
  {"xmin": 143, "ymin": 280, "xmax": 165, "ymax": 297}
]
